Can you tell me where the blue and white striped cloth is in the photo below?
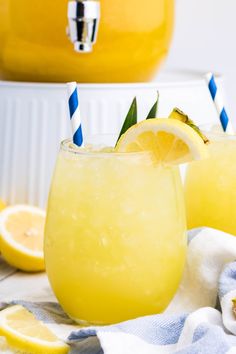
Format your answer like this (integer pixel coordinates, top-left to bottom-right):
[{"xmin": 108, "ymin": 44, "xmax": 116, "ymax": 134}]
[{"xmin": 2, "ymin": 227, "xmax": 236, "ymax": 353}]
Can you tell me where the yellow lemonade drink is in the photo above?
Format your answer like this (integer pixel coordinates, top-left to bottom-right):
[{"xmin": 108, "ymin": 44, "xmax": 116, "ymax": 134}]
[
  {"xmin": 44, "ymin": 140, "xmax": 186, "ymax": 325},
  {"xmin": 185, "ymin": 133, "xmax": 236, "ymax": 235},
  {"xmin": 0, "ymin": 0, "xmax": 174, "ymax": 82}
]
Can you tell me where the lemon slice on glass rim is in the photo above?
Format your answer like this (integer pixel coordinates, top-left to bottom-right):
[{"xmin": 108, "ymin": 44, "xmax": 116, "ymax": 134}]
[
  {"xmin": 115, "ymin": 118, "xmax": 208, "ymax": 164},
  {"xmin": 0, "ymin": 305, "xmax": 69, "ymax": 354},
  {"xmin": 0, "ymin": 205, "xmax": 46, "ymax": 272}
]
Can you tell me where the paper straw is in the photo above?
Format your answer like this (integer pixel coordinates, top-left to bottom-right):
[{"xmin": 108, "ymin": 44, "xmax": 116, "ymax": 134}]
[
  {"xmin": 205, "ymin": 72, "xmax": 234, "ymax": 134},
  {"xmin": 67, "ymin": 82, "xmax": 84, "ymax": 146}
]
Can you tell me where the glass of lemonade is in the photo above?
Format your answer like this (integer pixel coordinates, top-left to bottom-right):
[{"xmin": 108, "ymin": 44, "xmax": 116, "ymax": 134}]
[
  {"xmin": 44, "ymin": 138, "xmax": 186, "ymax": 325},
  {"xmin": 185, "ymin": 127, "xmax": 236, "ymax": 235}
]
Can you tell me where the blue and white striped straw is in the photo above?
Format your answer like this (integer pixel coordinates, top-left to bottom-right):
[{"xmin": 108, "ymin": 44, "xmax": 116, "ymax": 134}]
[
  {"xmin": 67, "ymin": 82, "xmax": 84, "ymax": 146},
  {"xmin": 205, "ymin": 72, "xmax": 234, "ymax": 134}
]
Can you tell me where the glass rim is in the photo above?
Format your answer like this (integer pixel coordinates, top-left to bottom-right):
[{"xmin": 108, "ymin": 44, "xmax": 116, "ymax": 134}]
[
  {"xmin": 60, "ymin": 139, "xmax": 151, "ymax": 158},
  {"xmin": 199, "ymin": 123, "xmax": 236, "ymax": 139}
]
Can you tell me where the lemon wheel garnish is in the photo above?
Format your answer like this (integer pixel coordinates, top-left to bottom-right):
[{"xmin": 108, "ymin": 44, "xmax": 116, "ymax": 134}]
[
  {"xmin": 0, "ymin": 305, "xmax": 69, "ymax": 354},
  {"xmin": 116, "ymin": 118, "xmax": 208, "ymax": 164},
  {"xmin": 0, "ymin": 205, "xmax": 46, "ymax": 272}
]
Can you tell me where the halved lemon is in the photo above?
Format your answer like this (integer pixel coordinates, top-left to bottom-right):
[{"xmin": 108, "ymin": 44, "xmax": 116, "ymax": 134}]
[
  {"xmin": 0, "ymin": 305, "xmax": 69, "ymax": 354},
  {"xmin": 116, "ymin": 118, "xmax": 208, "ymax": 164},
  {"xmin": 0, "ymin": 205, "xmax": 46, "ymax": 272}
]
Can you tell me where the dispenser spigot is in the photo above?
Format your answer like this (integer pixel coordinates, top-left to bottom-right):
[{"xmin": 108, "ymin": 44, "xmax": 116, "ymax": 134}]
[{"xmin": 67, "ymin": 0, "xmax": 100, "ymax": 53}]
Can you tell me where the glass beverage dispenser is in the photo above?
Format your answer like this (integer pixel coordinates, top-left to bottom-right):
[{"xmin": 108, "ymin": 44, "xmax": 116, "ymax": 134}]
[{"xmin": 0, "ymin": 0, "xmax": 174, "ymax": 83}]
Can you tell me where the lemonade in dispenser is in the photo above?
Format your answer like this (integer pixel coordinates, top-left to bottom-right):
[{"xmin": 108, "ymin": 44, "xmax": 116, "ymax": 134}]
[{"xmin": 0, "ymin": 0, "xmax": 174, "ymax": 83}]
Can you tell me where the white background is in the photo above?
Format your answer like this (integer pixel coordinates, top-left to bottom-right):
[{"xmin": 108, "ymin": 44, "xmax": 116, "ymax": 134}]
[{"xmin": 163, "ymin": 0, "xmax": 236, "ymax": 121}]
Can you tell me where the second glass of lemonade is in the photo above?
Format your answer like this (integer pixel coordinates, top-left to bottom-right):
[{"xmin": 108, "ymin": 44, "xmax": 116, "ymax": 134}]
[
  {"xmin": 185, "ymin": 129, "xmax": 236, "ymax": 235},
  {"xmin": 44, "ymin": 139, "xmax": 186, "ymax": 325}
]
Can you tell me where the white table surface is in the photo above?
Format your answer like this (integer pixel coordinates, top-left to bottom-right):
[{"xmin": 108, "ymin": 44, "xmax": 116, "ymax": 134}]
[{"xmin": 0, "ymin": 257, "xmax": 55, "ymax": 303}]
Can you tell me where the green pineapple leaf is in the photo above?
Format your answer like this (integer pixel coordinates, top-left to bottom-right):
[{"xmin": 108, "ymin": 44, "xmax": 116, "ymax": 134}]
[
  {"xmin": 115, "ymin": 97, "xmax": 137, "ymax": 146},
  {"xmin": 146, "ymin": 91, "xmax": 159, "ymax": 119}
]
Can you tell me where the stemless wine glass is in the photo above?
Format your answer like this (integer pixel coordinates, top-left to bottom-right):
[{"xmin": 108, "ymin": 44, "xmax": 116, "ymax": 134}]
[
  {"xmin": 185, "ymin": 126, "xmax": 236, "ymax": 235},
  {"xmin": 44, "ymin": 138, "xmax": 186, "ymax": 325}
]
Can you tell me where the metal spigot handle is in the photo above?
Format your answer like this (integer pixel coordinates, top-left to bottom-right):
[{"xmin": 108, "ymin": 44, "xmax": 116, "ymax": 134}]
[{"xmin": 67, "ymin": 0, "xmax": 100, "ymax": 53}]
